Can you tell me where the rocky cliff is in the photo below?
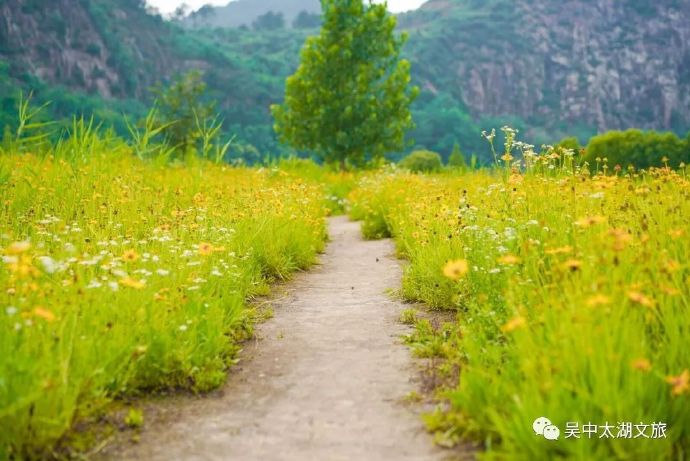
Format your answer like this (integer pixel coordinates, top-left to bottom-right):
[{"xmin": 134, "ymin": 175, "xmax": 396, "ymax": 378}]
[
  {"xmin": 402, "ymin": 0, "xmax": 690, "ymax": 136},
  {"xmin": 0, "ymin": 0, "xmax": 226, "ymax": 99}
]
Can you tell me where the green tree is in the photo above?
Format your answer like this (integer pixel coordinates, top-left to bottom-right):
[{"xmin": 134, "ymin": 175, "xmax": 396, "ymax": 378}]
[
  {"xmin": 271, "ymin": 0, "xmax": 418, "ymax": 170},
  {"xmin": 447, "ymin": 142, "xmax": 468, "ymax": 169},
  {"xmin": 253, "ymin": 11, "xmax": 285, "ymax": 31},
  {"xmin": 152, "ymin": 70, "xmax": 215, "ymax": 154}
]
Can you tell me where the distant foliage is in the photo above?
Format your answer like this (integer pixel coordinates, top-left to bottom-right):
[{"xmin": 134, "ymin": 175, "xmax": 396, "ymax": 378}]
[
  {"xmin": 556, "ymin": 136, "xmax": 582, "ymax": 152},
  {"xmin": 399, "ymin": 150, "xmax": 442, "ymax": 173},
  {"xmin": 152, "ymin": 71, "xmax": 215, "ymax": 155},
  {"xmin": 272, "ymin": 0, "xmax": 418, "ymax": 170},
  {"xmin": 585, "ymin": 129, "xmax": 690, "ymax": 169},
  {"xmin": 292, "ymin": 10, "xmax": 321, "ymax": 28},
  {"xmin": 447, "ymin": 142, "xmax": 468, "ymax": 169},
  {"xmin": 253, "ymin": 11, "xmax": 285, "ymax": 31}
]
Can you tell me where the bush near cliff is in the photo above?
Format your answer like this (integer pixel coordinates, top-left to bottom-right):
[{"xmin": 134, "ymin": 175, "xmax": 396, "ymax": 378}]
[{"xmin": 585, "ymin": 129, "xmax": 690, "ymax": 170}]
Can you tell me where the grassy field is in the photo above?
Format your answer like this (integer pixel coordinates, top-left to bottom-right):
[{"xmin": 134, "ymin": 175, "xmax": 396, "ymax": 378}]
[
  {"xmin": 349, "ymin": 162, "xmax": 690, "ymax": 459},
  {"xmin": 1, "ymin": 134, "xmax": 688, "ymax": 460},
  {"xmin": 0, "ymin": 151, "xmax": 328, "ymax": 459}
]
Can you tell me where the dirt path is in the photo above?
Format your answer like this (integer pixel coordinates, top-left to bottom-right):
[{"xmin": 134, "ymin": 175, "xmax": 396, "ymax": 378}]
[{"xmin": 103, "ymin": 217, "xmax": 446, "ymax": 461}]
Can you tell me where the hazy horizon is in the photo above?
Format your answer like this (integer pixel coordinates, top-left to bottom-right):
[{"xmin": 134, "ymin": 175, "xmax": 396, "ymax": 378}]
[{"xmin": 146, "ymin": 0, "xmax": 428, "ymax": 15}]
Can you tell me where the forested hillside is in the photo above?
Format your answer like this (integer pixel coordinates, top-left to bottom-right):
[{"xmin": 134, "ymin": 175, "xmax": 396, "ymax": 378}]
[
  {"xmin": 1, "ymin": 0, "xmax": 689, "ymax": 161},
  {"xmin": 0, "ymin": 0, "xmax": 293, "ymax": 154}
]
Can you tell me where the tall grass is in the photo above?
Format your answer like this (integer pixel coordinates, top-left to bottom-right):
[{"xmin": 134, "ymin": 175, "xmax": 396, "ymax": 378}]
[
  {"xmin": 0, "ymin": 147, "xmax": 327, "ymax": 458},
  {"xmin": 349, "ymin": 160, "xmax": 690, "ymax": 459}
]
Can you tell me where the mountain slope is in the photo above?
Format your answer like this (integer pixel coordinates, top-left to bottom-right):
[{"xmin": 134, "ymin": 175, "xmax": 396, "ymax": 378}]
[
  {"xmin": 1, "ymin": 0, "xmax": 689, "ymax": 161},
  {"xmin": 0, "ymin": 0, "xmax": 219, "ymax": 98},
  {"xmin": 401, "ymin": 0, "xmax": 690, "ymax": 142},
  {"xmin": 184, "ymin": 0, "xmax": 321, "ymax": 29},
  {"xmin": 0, "ymin": 0, "xmax": 288, "ymax": 153}
]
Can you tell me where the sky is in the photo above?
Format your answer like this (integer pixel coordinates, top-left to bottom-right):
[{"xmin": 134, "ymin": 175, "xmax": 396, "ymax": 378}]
[{"xmin": 146, "ymin": 0, "xmax": 427, "ymax": 14}]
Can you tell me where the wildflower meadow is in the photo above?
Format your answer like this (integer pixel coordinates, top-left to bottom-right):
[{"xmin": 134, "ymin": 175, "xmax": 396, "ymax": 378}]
[
  {"xmin": 0, "ymin": 149, "xmax": 327, "ymax": 458},
  {"xmin": 1, "ymin": 0, "xmax": 689, "ymax": 459},
  {"xmin": 349, "ymin": 134, "xmax": 690, "ymax": 460}
]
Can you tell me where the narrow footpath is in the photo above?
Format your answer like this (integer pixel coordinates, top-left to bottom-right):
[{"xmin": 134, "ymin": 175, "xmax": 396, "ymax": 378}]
[{"xmin": 104, "ymin": 217, "xmax": 446, "ymax": 461}]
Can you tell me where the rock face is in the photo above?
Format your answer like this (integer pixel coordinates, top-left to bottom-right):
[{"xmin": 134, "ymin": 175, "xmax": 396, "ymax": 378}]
[
  {"xmin": 403, "ymin": 0, "xmax": 690, "ymax": 134},
  {"xmin": 0, "ymin": 0, "xmax": 204, "ymax": 99}
]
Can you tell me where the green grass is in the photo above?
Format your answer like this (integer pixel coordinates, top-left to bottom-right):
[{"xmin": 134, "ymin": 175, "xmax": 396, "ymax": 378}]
[
  {"xmin": 0, "ymin": 151, "xmax": 327, "ymax": 459},
  {"xmin": 348, "ymin": 163, "xmax": 690, "ymax": 460}
]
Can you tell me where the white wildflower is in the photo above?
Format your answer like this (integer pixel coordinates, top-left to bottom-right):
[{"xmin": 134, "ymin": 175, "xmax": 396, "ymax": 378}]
[
  {"xmin": 86, "ymin": 280, "xmax": 103, "ymax": 289},
  {"xmin": 38, "ymin": 256, "xmax": 58, "ymax": 274}
]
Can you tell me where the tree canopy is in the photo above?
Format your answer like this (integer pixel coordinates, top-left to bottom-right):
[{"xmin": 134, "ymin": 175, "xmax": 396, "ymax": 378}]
[{"xmin": 271, "ymin": 0, "xmax": 418, "ymax": 169}]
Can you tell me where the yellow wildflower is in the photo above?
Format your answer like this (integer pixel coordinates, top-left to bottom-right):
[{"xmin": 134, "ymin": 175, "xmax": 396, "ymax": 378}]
[
  {"xmin": 198, "ymin": 242, "xmax": 214, "ymax": 256},
  {"xmin": 663, "ymin": 259, "xmax": 681, "ymax": 273},
  {"xmin": 545, "ymin": 246, "xmax": 573, "ymax": 255},
  {"xmin": 668, "ymin": 229, "xmax": 685, "ymax": 239},
  {"xmin": 586, "ymin": 294, "xmax": 611, "ymax": 307},
  {"xmin": 562, "ymin": 259, "xmax": 583, "ymax": 272},
  {"xmin": 666, "ymin": 370, "xmax": 690, "ymax": 397},
  {"xmin": 501, "ymin": 316, "xmax": 527, "ymax": 333},
  {"xmin": 627, "ymin": 290, "xmax": 655, "ymax": 308},
  {"xmin": 120, "ymin": 277, "xmax": 146, "ymax": 289},
  {"xmin": 32, "ymin": 307, "xmax": 56, "ymax": 322},
  {"xmin": 443, "ymin": 259, "xmax": 469, "ymax": 281},
  {"xmin": 608, "ymin": 228, "xmax": 632, "ymax": 252},
  {"xmin": 498, "ymin": 254, "xmax": 521, "ymax": 265},
  {"xmin": 631, "ymin": 358, "xmax": 651, "ymax": 372}
]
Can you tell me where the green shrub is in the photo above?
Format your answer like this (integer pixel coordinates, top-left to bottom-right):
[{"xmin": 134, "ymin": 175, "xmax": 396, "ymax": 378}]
[
  {"xmin": 399, "ymin": 150, "xmax": 443, "ymax": 173},
  {"xmin": 585, "ymin": 129, "xmax": 689, "ymax": 169},
  {"xmin": 555, "ymin": 136, "xmax": 581, "ymax": 152}
]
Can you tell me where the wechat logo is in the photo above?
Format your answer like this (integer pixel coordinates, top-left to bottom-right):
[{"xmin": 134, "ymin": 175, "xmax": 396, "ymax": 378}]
[{"xmin": 534, "ymin": 417, "xmax": 560, "ymax": 441}]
